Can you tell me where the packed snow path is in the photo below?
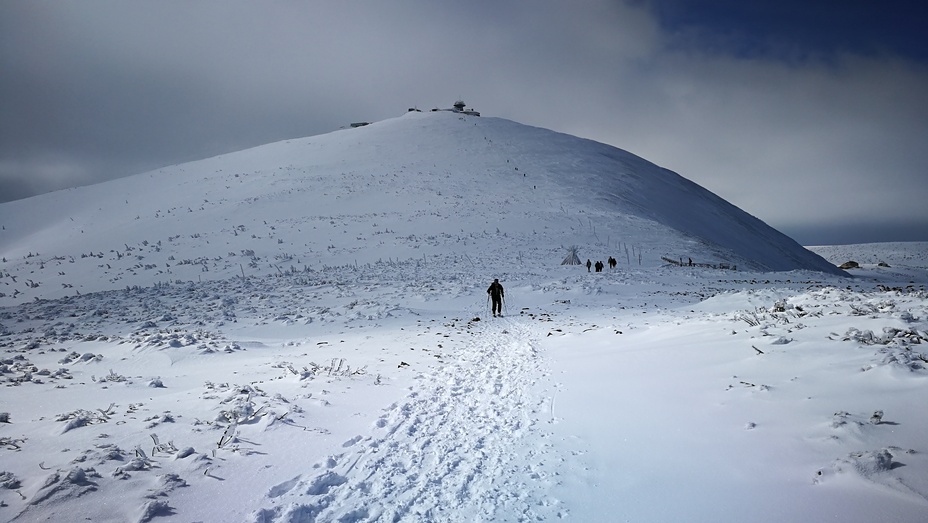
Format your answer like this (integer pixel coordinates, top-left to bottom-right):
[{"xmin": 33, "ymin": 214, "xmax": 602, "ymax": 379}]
[{"xmin": 253, "ymin": 317, "xmax": 565, "ymax": 522}]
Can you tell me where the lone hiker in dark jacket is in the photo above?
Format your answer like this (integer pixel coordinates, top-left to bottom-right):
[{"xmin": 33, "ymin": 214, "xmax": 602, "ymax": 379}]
[{"xmin": 487, "ymin": 279, "xmax": 504, "ymax": 317}]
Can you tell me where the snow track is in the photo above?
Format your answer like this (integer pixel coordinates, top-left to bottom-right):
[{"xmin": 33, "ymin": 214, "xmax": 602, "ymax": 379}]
[{"xmin": 252, "ymin": 318, "xmax": 563, "ymax": 522}]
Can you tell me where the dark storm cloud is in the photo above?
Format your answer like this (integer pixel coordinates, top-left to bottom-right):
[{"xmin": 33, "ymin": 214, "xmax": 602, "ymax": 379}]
[
  {"xmin": 1, "ymin": 0, "xmax": 926, "ymax": 244},
  {"xmin": 641, "ymin": 0, "xmax": 928, "ymax": 62}
]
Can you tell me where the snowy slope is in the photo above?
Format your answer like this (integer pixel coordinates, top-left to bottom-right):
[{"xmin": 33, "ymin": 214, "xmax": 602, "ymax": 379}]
[
  {"xmin": 0, "ymin": 108, "xmax": 926, "ymax": 522},
  {"xmin": 0, "ymin": 110, "xmax": 839, "ymax": 307}
]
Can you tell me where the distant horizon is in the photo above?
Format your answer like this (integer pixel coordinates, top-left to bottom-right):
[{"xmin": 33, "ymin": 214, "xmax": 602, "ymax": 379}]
[{"xmin": 787, "ymin": 224, "xmax": 928, "ymax": 248}]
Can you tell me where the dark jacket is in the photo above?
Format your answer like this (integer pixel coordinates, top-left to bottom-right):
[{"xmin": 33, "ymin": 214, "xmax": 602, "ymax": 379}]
[{"xmin": 487, "ymin": 281, "xmax": 504, "ymax": 299}]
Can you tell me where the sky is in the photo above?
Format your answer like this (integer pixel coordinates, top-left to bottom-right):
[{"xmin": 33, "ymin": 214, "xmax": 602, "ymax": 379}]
[{"xmin": 1, "ymin": 0, "xmax": 926, "ymax": 246}]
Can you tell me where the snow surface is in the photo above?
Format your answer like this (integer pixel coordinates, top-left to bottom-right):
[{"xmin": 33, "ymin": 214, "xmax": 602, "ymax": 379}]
[
  {"xmin": 0, "ymin": 111, "xmax": 840, "ymax": 309},
  {"xmin": 1, "ymin": 112, "xmax": 926, "ymax": 522}
]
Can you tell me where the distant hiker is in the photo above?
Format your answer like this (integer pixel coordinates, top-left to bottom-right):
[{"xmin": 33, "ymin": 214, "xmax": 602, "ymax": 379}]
[
  {"xmin": 608, "ymin": 256, "xmax": 616, "ymax": 269},
  {"xmin": 487, "ymin": 278, "xmax": 505, "ymax": 317},
  {"xmin": 586, "ymin": 259, "xmax": 592, "ymax": 272},
  {"xmin": 595, "ymin": 260, "xmax": 604, "ymax": 272},
  {"xmin": 688, "ymin": 257, "xmax": 693, "ymax": 266}
]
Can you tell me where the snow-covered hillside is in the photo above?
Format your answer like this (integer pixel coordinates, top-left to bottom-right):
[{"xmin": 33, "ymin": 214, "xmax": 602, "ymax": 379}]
[
  {"xmin": 0, "ymin": 110, "xmax": 838, "ymax": 307},
  {"xmin": 2, "ymin": 112, "xmax": 926, "ymax": 522}
]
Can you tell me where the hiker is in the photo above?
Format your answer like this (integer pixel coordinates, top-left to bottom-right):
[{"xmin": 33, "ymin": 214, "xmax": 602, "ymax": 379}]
[
  {"xmin": 586, "ymin": 259, "xmax": 592, "ymax": 272},
  {"xmin": 487, "ymin": 278, "xmax": 505, "ymax": 317},
  {"xmin": 595, "ymin": 260, "xmax": 604, "ymax": 272},
  {"xmin": 608, "ymin": 256, "xmax": 616, "ymax": 269}
]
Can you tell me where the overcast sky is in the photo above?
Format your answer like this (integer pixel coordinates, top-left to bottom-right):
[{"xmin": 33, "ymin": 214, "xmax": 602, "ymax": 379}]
[{"xmin": 2, "ymin": 0, "xmax": 926, "ymax": 245}]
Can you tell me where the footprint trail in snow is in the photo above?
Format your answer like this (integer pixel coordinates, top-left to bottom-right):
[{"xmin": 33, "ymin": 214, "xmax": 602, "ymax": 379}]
[{"xmin": 253, "ymin": 318, "xmax": 564, "ymax": 522}]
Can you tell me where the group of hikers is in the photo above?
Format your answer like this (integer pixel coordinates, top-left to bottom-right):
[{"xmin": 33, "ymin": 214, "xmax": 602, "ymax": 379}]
[
  {"xmin": 585, "ymin": 257, "xmax": 617, "ymax": 272},
  {"xmin": 487, "ymin": 253, "xmax": 626, "ymax": 316}
]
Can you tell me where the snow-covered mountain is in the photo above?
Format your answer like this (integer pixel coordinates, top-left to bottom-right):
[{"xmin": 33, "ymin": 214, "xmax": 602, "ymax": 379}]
[
  {"xmin": 0, "ymin": 110, "xmax": 839, "ymax": 306},
  {"xmin": 1, "ymin": 110, "xmax": 927, "ymax": 522}
]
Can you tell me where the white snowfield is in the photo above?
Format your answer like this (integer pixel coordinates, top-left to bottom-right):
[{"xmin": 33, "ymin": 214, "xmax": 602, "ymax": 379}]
[{"xmin": 0, "ymin": 112, "xmax": 926, "ymax": 522}]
